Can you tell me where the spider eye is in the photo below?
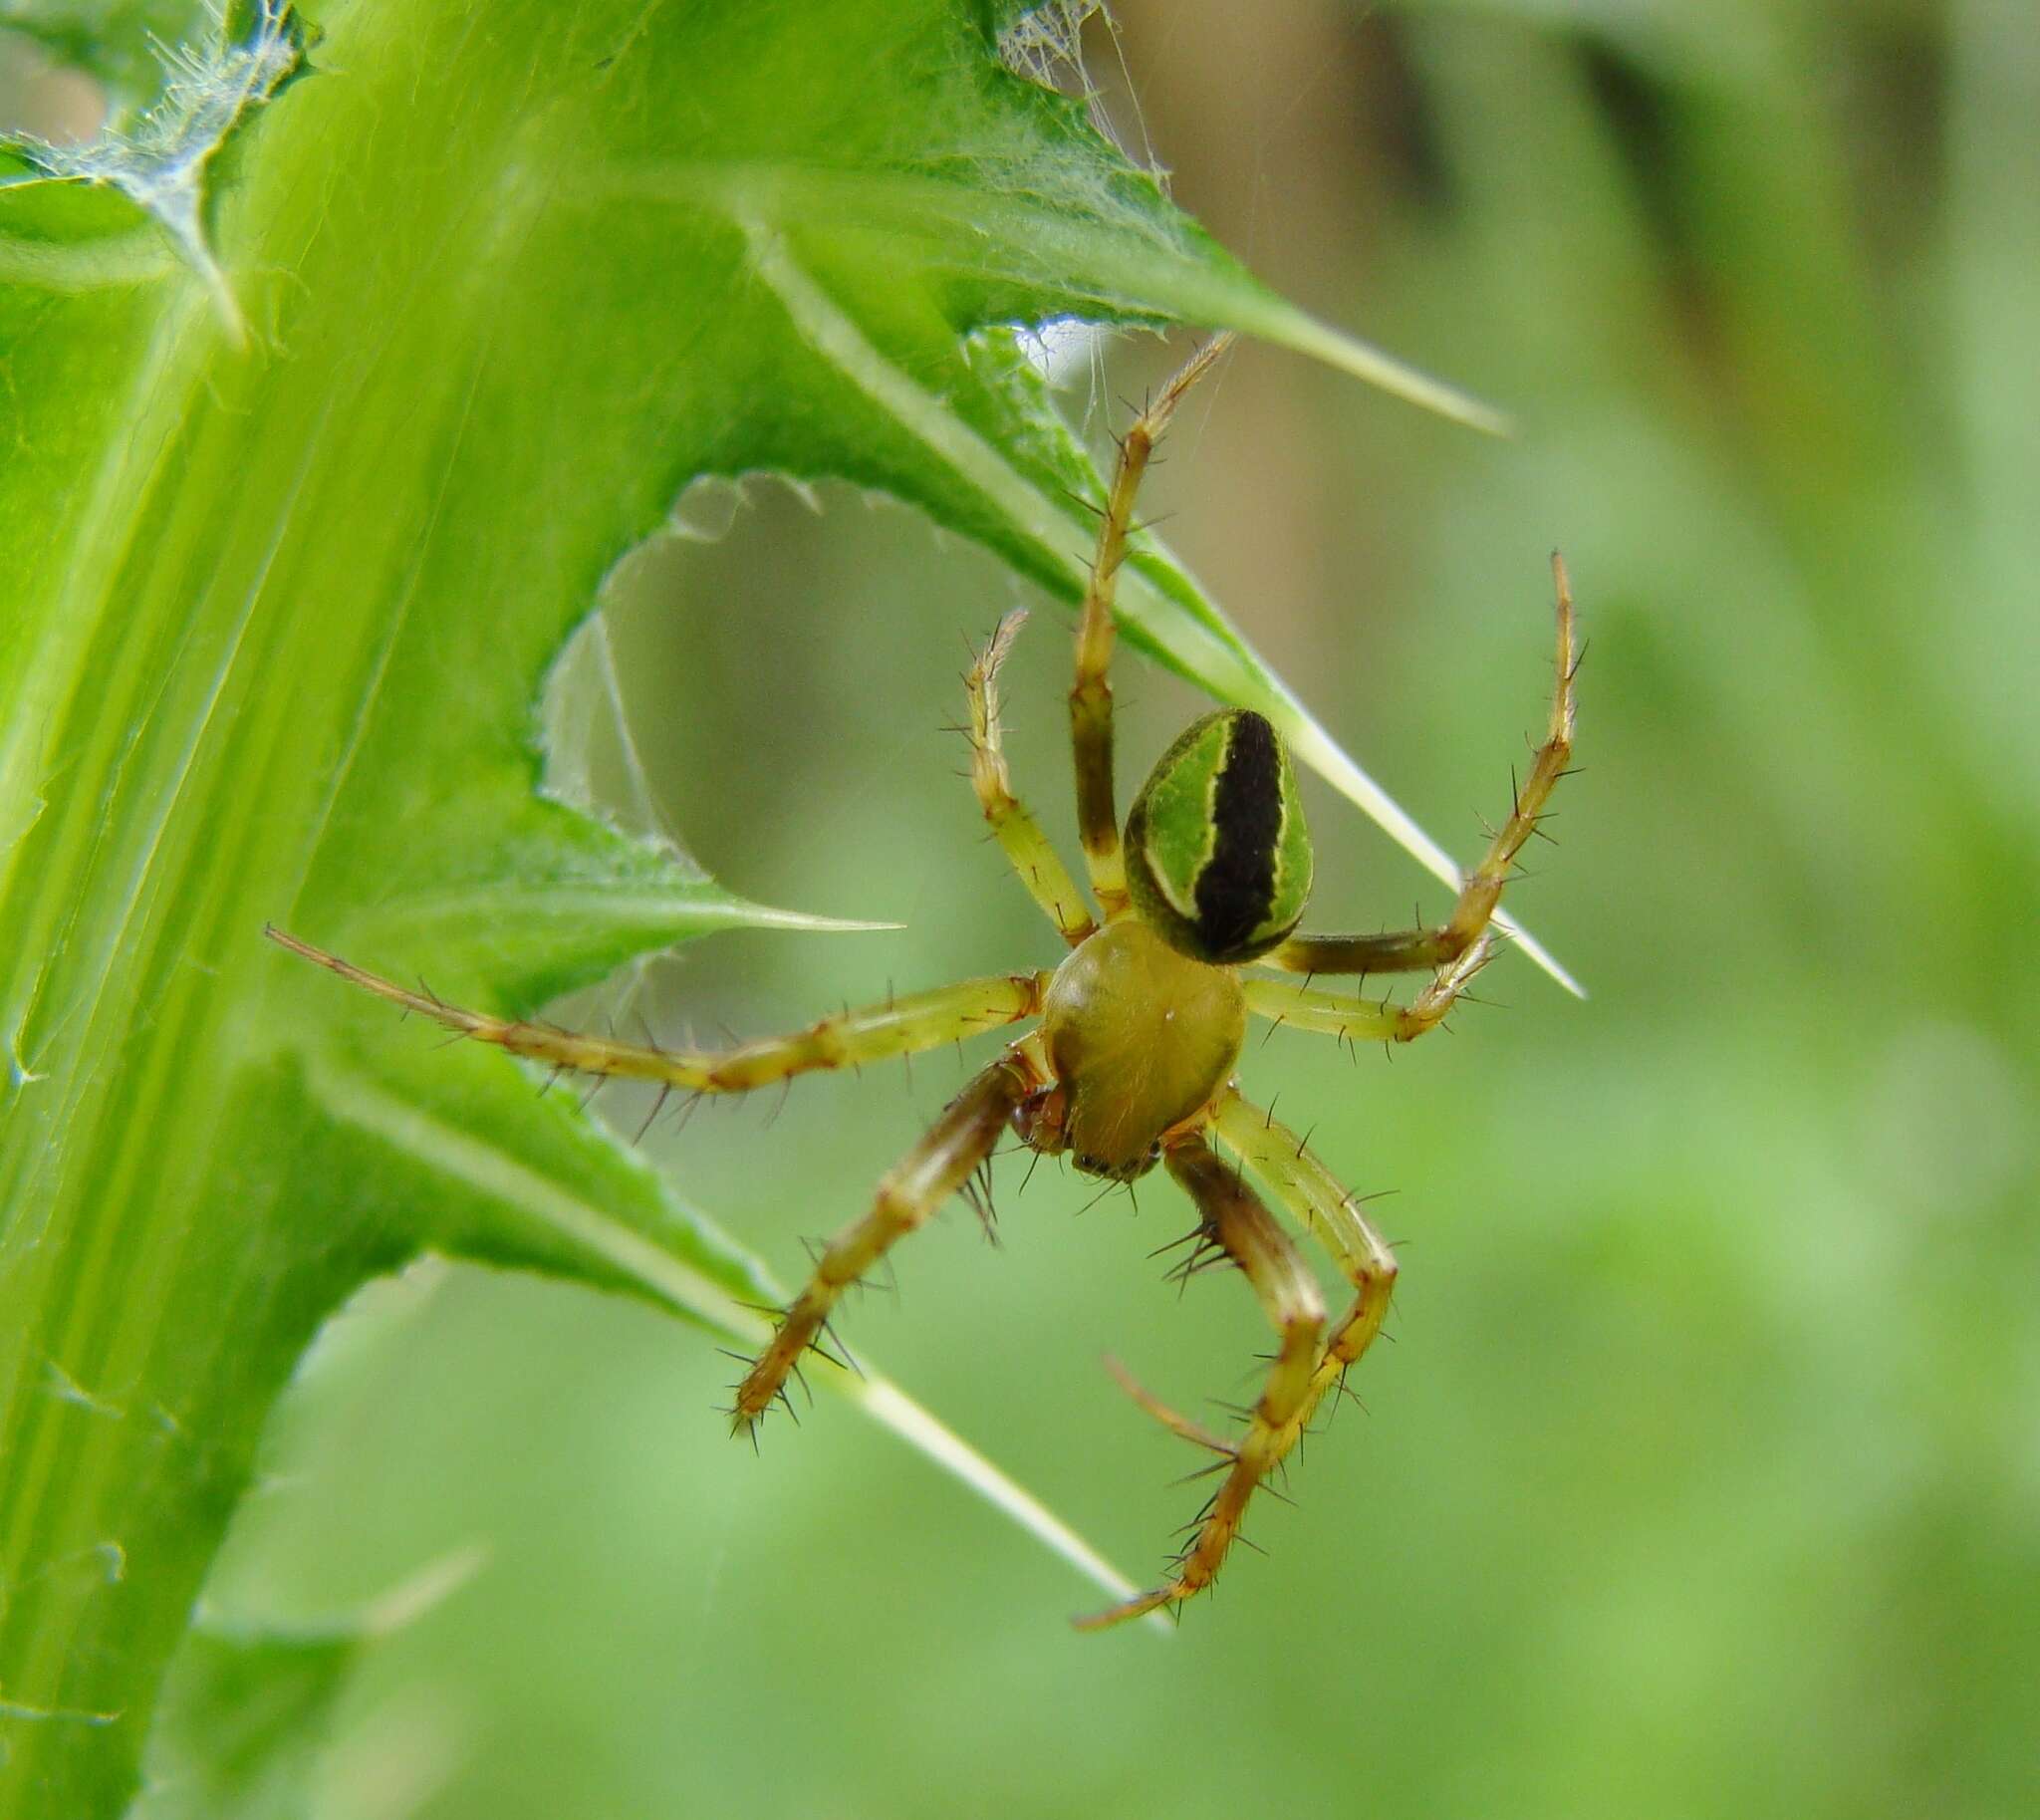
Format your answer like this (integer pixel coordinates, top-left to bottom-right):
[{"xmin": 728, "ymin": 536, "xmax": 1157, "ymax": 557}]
[{"xmin": 1123, "ymin": 709, "xmax": 1313, "ymax": 964}]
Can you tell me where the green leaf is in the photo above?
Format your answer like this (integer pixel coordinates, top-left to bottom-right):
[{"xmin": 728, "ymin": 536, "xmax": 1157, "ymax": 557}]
[
  {"xmin": 0, "ymin": 2, "xmax": 1550, "ymax": 1808},
  {"xmin": 4, "ymin": 0, "xmax": 303, "ymax": 335}
]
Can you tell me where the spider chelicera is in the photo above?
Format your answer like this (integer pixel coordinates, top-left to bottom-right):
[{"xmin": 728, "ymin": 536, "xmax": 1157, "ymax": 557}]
[{"xmin": 269, "ymin": 334, "xmax": 1578, "ymax": 1629}]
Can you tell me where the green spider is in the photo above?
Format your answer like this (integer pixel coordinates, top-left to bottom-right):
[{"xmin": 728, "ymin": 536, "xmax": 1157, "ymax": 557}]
[{"xmin": 269, "ymin": 335, "xmax": 1579, "ymax": 1630}]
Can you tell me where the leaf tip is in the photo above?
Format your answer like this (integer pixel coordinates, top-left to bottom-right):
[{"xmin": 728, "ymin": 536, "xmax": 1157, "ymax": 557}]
[
  {"xmin": 1256, "ymin": 303, "xmax": 1513, "ymax": 436},
  {"xmin": 359, "ymin": 1543, "xmax": 491, "ymax": 1638}
]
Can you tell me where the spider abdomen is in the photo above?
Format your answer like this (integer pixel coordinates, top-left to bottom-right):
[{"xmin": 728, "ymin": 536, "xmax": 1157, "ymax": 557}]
[
  {"xmin": 1123, "ymin": 709, "xmax": 1313, "ymax": 964},
  {"xmin": 1037, "ymin": 918, "xmax": 1246, "ymax": 1180}
]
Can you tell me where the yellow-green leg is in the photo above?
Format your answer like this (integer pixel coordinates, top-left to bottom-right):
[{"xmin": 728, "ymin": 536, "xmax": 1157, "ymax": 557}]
[
  {"xmin": 731, "ymin": 1053, "xmax": 1037, "ymax": 1431},
  {"xmin": 265, "ymin": 927, "xmax": 1049, "ymax": 1094},
  {"xmin": 1267, "ymin": 552, "xmax": 1578, "ymax": 977},
  {"xmin": 964, "ymin": 610, "xmax": 1097, "ymax": 945},
  {"xmin": 1209, "ymin": 1092, "xmax": 1400, "ymax": 1450},
  {"xmin": 1241, "ymin": 930, "xmax": 1496, "ymax": 1047},
  {"xmin": 1069, "ymin": 334, "xmax": 1234, "ymax": 920},
  {"xmin": 1075, "ymin": 1127, "xmax": 1324, "ymax": 1630}
]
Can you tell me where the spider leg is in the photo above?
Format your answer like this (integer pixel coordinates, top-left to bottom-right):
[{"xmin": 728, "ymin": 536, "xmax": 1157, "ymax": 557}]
[
  {"xmin": 964, "ymin": 610, "xmax": 1097, "ymax": 945},
  {"xmin": 266, "ymin": 927, "xmax": 1048, "ymax": 1094},
  {"xmin": 1075, "ymin": 1130, "xmax": 1324, "ymax": 1631},
  {"xmin": 1266, "ymin": 552, "xmax": 1578, "ymax": 976},
  {"xmin": 1208, "ymin": 1090, "xmax": 1398, "ymax": 1455},
  {"xmin": 1103, "ymin": 1353, "xmax": 1234, "ymax": 1456},
  {"xmin": 730, "ymin": 1052, "xmax": 1037, "ymax": 1431},
  {"xmin": 1069, "ymin": 334, "xmax": 1233, "ymax": 919},
  {"xmin": 1242, "ymin": 931, "xmax": 1497, "ymax": 1046}
]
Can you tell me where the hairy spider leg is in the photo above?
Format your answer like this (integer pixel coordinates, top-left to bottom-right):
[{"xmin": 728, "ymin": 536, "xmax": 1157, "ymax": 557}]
[
  {"xmin": 1268, "ymin": 551, "xmax": 1578, "ymax": 976},
  {"xmin": 1240, "ymin": 929, "xmax": 1497, "ymax": 1046},
  {"xmin": 1209, "ymin": 1092, "xmax": 1400, "ymax": 1450},
  {"xmin": 1075, "ymin": 1130, "xmax": 1325, "ymax": 1630},
  {"xmin": 965, "ymin": 610, "xmax": 1098, "ymax": 945},
  {"xmin": 1085, "ymin": 1090, "xmax": 1401, "ymax": 1628},
  {"xmin": 731, "ymin": 1053, "xmax": 1038, "ymax": 1431},
  {"xmin": 264, "ymin": 927, "xmax": 1048, "ymax": 1094},
  {"xmin": 1069, "ymin": 333, "xmax": 1235, "ymax": 920}
]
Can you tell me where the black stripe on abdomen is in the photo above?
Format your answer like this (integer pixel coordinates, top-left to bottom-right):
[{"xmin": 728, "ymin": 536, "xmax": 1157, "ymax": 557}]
[{"xmin": 1193, "ymin": 711, "xmax": 1280, "ymax": 958}]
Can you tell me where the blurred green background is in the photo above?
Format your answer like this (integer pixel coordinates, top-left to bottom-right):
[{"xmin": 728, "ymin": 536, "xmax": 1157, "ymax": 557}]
[{"xmin": 15, "ymin": 1, "xmax": 2037, "ymax": 1813}]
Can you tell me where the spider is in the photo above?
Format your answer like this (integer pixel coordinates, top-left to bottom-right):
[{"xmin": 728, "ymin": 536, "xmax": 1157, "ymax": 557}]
[{"xmin": 268, "ymin": 334, "xmax": 1578, "ymax": 1629}]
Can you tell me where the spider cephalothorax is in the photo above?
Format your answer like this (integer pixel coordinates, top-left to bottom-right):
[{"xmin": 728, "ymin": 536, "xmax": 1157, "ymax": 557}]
[{"xmin": 269, "ymin": 333, "xmax": 1578, "ymax": 1629}]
